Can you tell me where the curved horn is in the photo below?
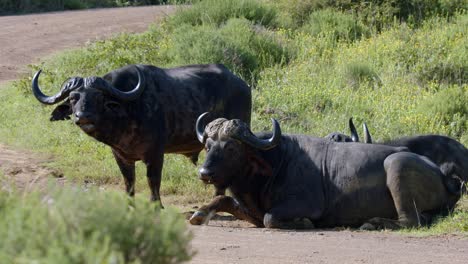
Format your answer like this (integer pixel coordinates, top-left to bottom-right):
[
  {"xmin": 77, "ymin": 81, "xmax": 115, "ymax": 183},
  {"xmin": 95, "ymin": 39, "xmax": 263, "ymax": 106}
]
[
  {"xmin": 363, "ymin": 123, "xmax": 372, "ymax": 144},
  {"xmin": 32, "ymin": 70, "xmax": 82, "ymax": 105},
  {"xmin": 97, "ymin": 65, "xmax": 145, "ymax": 101},
  {"xmin": 234, "ymin": 118, "xmax": 281, "ymax": 150},
  {"xmin": 349, "ymin": 117, "xmax": 359, "ymax": 142},
  {"xmin": 196, "ymin": 112, "xmax": 210, "ymax": 143}
]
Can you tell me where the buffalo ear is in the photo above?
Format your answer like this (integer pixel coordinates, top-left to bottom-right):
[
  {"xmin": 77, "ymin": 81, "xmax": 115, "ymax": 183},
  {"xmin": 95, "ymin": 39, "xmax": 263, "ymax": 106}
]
[{"xmin": 50, "ymin": 102, "xmax": 72, "ymax": 121}]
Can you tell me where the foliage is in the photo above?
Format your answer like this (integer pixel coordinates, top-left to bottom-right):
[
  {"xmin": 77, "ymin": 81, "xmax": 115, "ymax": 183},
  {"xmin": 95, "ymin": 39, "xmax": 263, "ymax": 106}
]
[
  {"xmin": 402, "ymin": 195, "xmax": 468, "ymax": 235},
  {"xmin": 164, "ymin": 18, "xmax": 290, "ymax": 82},
  {"xmin": 301, "ymin": 9, "xmax": 370, "ymax": 42},
  {"xmin": 0, "ymin": 187, "xmax": 193, "ymax": 263},
  {"xmin": 167, "ymin": 0, "xmax": 277, "ymax": 28},
  {"xmin": 269, "ymin": 0, "xmax": 468, "ymax": 30}
]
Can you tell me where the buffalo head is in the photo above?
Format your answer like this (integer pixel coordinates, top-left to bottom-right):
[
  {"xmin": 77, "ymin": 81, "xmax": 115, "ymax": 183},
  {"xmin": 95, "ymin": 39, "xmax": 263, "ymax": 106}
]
[
  {"xmin": 195, "ymin": 112, "xmax": 281, "ymax": 189},
  {"xmin": 32, "ymin": 66, "xmax": 145, "ymax": 140},
  {"xmin": 325, "ymin": 118, "xmax": 372, "ymax": 143}
]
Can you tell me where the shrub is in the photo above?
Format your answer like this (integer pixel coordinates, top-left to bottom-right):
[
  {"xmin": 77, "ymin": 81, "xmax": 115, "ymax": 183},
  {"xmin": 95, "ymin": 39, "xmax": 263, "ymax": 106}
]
[
  {"xmin": 417, "ymin": 85, "xmax": 467, "ymax": 138},
  {"xmin": 0, "ymin": 187, "xmax": 193, "ymax": 263},
  {"xmin": 168, "ymin": 0, "xmax": 277, "ymax": 28},
  {"xmin": 165, "ymin": 18, "xmax": 290, "ymax": 83},
  {"xmin": 344, "ymin": 61, "xmax": 381, "ymax": 89},
  {"xmin": 301, "ymin": 9, "xmax": 370, "ymax": 42},
  {"xmin": 393, "ymin": 15, "xmax": 467, "ymax": 85},
  {"xmin": 268, "ymin": 0, "xmax": 327, "ymax": 28},
  {"xmin": 269, "ymin": 0, "xmax": 467, "ymax": 30}
]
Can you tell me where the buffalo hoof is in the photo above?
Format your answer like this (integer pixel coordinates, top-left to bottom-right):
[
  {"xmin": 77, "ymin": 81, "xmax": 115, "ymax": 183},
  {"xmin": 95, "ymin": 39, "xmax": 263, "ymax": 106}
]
[
  {"xmin": 183, "ymin": 211, "xmax": 196, "ymax": 220},
  {"xmin": 359, "ymin": 223, "xmax": 377, "ymax": 231},
  {"xmin": 189, "ymin": 210, "xmax": 214, "ymax": 225},
  {"xmin": 293, "ymin": 218, "xmax": 315, "ymax": 229}
]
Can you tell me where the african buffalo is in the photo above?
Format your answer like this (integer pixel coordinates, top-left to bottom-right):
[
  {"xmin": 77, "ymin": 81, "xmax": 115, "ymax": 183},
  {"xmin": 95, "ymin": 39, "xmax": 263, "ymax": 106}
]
[
  {"xmin": 327, "ymin": 119, "xmax": 467, "ymax": 198},
  {"xmin": 324, "ymin": 118, "xmax": 371, "ymax": 143},
  {"xmin": 189, "ymin": 114, "xmax": 457, "ymax": 229},
  {"xmin": 32, "ymin": 64, "xmax": 251, "ymax": 204}
]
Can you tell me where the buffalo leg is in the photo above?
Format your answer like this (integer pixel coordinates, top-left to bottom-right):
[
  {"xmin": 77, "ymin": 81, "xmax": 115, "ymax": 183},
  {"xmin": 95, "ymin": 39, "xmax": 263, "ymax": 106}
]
[
  {"xmin": 145, "ymin": 148, "xmax": 164, "ymax": 205},
  {"xmin": 112, "ymin": 150, "xmax": 136, "ymax": 197},
  {"xmin": 363, "ymin": 152, "xmax": 448, "ymax": 230},
  {"xmin": 189, "ymin": 195, "xmax": 264, "ymax": 227}
]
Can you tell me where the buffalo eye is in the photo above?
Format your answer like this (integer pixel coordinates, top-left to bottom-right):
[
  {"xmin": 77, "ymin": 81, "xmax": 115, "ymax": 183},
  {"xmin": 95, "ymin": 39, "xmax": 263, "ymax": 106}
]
[
  {"xmin": 69, "ymin": 93, "xmax": 80, "ymax": 104},
  {"xmin": 205, "ymin": 141, "xmax": 213, "ymax": 152},
  {"xmin": 224, "ymin": 141, "xmax": 237, "ymax": 154},
  {"xmin": 104, "ymin": 101, "xmax": 122, "ymax": 112}
]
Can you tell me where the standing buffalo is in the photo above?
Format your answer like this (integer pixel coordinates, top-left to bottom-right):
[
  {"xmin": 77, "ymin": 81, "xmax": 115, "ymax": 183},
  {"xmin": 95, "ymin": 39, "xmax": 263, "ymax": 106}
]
[
  {"xmin": 190, "ymin": 114, "xmax": 458, "ymax": 229},
  {"xmin": 327, "ymin": 118, "xmax": 467, "ymax": 198},
  {"xmin": 32, "ymin": 64, "xmax": 251, "ymax": 204}
]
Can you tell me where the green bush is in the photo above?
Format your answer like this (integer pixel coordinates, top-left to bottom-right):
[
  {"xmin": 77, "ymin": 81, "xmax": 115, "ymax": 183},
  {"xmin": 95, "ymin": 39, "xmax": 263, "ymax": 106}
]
[
  {"xmin": 269, "ymin": 0, "xmax": 467, "ymax": 30},
  {"xmin": 168, "ymin": 0, "xmax": 277, "ymax": 28},
  {"xmin": 164, "ymin": 18, "xmax": 290, "ymax": 82},
  {"xmin": 393, "ymin": 16, "xmax": 467, "ymax": 85},
  {"xmin": 417, "ymin": 85, "xmax": 467, "ymax": 139},
  {"xmin": 0, "ymin": 187, "xmax": 192, "ymax": 263},
  {"xmin": 301, "ymin": 9, "xmax": 370, "ymax": 42},
  {"xmin": 344, "ymin": 61, "xmax": 381, "ymax": 89}
]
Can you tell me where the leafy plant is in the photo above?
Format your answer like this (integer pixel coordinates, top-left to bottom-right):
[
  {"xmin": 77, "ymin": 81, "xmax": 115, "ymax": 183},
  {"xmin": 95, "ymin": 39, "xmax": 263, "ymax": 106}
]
[{"xmin": 0, "ymin": 187, "xmax": 193, "ymax": 263}]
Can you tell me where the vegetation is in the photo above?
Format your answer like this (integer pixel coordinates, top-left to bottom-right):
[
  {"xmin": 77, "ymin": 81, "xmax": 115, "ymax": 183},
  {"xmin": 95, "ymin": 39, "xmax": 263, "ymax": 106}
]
[
  {"xmin": 0, "ymin": 0, "xmax": 179, "ymax": 15},
  {"xmin": 0, "ymin": 186, "xmax": 192, "ymax": 263},
  {"xmin": 0, "ymin": 0, "xmax": 467, "ymax": 235},
  {"xmin": 402, "ymin": 195, "xmax": 468, "ymax": 235}
]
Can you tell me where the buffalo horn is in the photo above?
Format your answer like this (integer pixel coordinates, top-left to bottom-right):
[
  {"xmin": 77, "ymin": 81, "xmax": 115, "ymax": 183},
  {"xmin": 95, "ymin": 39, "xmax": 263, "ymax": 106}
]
[
  {"xmin": 363, "ymin": 123, "xmax": 372, "ymax": 144},
  {"xmin": 234, "ymin": 118, "xmax": 281, "ymax": 150},
  {"xmin": 349, "ymin": 117, "xmax": 359, "ymax": 142},
  {"xmin": 196, "ymin": 112, "xmax": 210, "ymax": 143},
  {"xmin": 98, "ymin": 66, "xmax": 145, "ymax": 101},
  {"xmin": 32, "ymin": 70, "xmax": 82, "ymax": 105}
]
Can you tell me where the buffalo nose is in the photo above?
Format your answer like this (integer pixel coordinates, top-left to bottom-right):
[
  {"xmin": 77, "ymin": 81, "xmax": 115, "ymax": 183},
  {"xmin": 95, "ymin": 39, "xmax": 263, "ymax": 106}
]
[
  {"xmin": 198, "ymin": 167, "xmax": 214, "ymax": 181},
  {"xmin": 74, "ymin": 111, "xmax": 91, "ymax": 125}
]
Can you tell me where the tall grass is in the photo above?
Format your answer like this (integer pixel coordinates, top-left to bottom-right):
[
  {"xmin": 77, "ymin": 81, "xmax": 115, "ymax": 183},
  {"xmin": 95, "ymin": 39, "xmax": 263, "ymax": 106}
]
[
  {"xmin": 0, "ymin": 186, "xmax": 193, "ymax": 263},
  {"xmin": 167, "ymin": 0, "xmax": 277, "ymax": 28},
  {"xmin": 401, "ymin": 195, "xmax": 468, "ymax": 236}
]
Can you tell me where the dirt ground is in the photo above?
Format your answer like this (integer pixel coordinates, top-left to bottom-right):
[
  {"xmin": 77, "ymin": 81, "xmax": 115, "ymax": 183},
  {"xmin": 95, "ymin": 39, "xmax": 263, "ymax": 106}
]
[
  {"xmin": 0, "ymin": 5, "xmax": 177, "ymax": 84},
  {"xmin": 0, "ymin": 6, "xmax": 467, "ymax": 264}
]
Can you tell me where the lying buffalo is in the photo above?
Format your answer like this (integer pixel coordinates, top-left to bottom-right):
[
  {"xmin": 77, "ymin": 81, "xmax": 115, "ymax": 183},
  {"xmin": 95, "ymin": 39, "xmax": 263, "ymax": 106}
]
[
  {"xmin": 32, "ymin": 64, "xmax": 251, "ymax": 203},
  {"xmin": 327, "ymin": 119, "xmax": 467, "ymax": 199},
  {"xmin": 189, "ymin": 114, "xmax": 458, "ymax": 229},
  {"xmin": 324, "ymin": 118, "xmax": 371, "ymax": 143}
]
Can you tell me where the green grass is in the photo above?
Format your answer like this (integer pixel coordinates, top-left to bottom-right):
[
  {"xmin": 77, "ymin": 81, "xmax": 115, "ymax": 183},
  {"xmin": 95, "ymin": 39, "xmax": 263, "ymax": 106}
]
[
  {"xmin": 0, "ymin": 0, "xmax": 467, "ymax": 235},
  {"xmin": 401, "ymin": 195, "xmax": 468, "ymax": 236},
  {"xmin": 0, "ymin": 186, "xmax": 193, "ymax": 263}
]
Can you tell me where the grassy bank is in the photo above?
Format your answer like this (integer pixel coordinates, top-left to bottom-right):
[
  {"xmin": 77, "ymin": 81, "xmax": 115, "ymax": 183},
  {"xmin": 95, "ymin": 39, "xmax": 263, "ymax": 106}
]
[
  {"xmin": 0, "ymin": 0, "xmax": 467, "ymax": 234},
  {"xmin": 0, "ymin": 185, "xmax": 192, "ymax": 263}
]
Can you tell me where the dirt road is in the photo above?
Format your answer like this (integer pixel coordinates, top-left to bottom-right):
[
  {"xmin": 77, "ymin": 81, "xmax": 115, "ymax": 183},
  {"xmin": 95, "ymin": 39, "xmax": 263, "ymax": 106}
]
[
  {"xmin": 190, "ymin": 224, "xmax": 468, "ymax": 264},
  {"xmin": 0, "ymin": 6, "xmax": 467, "ymax": 264},
  {"xmin": 0, "ymin": 5, "xmax": 176, "ymax": 84}
]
